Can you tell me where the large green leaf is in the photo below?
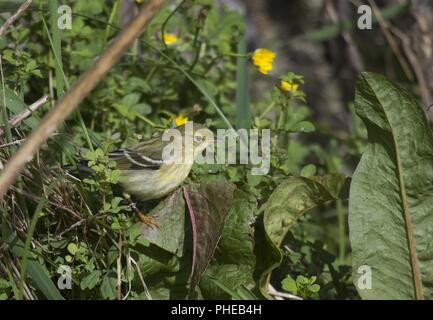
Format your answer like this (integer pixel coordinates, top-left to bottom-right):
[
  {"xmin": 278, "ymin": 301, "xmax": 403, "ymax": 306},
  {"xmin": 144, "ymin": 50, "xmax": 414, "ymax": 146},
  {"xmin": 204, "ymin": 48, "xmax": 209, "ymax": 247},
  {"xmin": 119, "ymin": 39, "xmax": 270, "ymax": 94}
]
[
  {"xmin": 349, "ymin": 72, "xmax": 433, "ymax": 300},
  {"xmin": 258, "ymin": 174, "xmax": 347, "ymax": 298}
]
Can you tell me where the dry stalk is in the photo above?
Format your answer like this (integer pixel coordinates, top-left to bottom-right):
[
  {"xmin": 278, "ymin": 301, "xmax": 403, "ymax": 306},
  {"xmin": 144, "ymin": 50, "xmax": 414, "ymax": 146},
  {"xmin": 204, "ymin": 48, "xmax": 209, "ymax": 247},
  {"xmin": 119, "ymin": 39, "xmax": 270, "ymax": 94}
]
[
  {"xmin": 0, "ymin": 0, "xmax": 33, "ymax": 37},
  {"xmin": 0, "ymin": 0, "xmax": 165, "ymax": 199}
]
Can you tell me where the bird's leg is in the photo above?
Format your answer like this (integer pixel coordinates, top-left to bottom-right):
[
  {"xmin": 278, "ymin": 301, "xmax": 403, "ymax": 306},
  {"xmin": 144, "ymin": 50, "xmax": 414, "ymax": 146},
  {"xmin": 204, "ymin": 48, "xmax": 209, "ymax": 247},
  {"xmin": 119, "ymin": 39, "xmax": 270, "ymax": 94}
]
[
  {"xmin": 124, "ymin": 193, "xmax": 159, "ymax": 229},
  {"xmin": 137, "ymin": 212, "xmax": 159, "ymax": 229}
]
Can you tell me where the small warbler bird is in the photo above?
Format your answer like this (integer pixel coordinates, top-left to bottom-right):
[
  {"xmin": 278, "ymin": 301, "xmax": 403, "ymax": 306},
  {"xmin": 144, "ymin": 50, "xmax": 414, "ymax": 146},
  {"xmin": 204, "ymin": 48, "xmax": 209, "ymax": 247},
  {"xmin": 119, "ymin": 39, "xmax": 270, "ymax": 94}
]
[
  {"xmin": 69, "ymin": 122, "xmax": 214, "ymax": 227},
  {"xmin": 106, "ymin": 122, "xmax": 213, "ymax": 200}
]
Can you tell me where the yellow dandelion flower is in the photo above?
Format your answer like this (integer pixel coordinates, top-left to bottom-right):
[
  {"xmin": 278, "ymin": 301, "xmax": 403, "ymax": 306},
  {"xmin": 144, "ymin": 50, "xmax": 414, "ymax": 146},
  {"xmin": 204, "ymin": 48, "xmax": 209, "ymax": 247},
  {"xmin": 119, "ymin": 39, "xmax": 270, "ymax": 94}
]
[
  {"xmin": 280, "ymin": 80, "xmax": 298, "ymax": 93},
  {"xmin": 175, "ymin": 114, "xmax": 188, "ymax": 126},
  {"xmin": 163, "ymin": 32, "xmax": 178, "ymax": 45},
  {"xmin": 251, "ymin": 48, "xmax": 276, "ymax": 75}
]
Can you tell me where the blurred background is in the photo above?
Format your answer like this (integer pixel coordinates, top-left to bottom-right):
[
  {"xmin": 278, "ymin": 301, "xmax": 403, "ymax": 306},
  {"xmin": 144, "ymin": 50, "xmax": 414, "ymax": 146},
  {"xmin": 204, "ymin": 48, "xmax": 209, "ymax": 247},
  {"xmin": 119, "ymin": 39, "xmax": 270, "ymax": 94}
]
[{"xmin": 221, "ymin": 0, "xmax": 432, "ymax": 126}]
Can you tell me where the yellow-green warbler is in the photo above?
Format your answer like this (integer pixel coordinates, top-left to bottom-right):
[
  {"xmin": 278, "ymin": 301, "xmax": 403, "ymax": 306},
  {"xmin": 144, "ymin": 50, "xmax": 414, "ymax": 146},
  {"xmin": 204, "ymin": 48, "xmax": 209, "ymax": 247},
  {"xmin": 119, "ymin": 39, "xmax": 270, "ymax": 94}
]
[{"xmin": 74, "ymin": 122, "xmax": 214, "ymax": 201}]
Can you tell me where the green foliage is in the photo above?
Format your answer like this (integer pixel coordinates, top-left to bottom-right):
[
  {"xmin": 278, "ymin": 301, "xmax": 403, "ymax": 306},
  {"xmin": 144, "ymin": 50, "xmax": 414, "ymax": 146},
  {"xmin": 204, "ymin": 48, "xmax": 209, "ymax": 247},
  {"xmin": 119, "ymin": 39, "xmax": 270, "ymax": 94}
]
[
  {"xmin": 349, "ymin": 73, "xmax": 433, "ymax": 299},
  {"xmin": 282, "ymin": 274, "xmax": 320, "ymax": 299},
  {"xmin": 0, "ymin": 0, "xmax": 359, "ymax": 300}
]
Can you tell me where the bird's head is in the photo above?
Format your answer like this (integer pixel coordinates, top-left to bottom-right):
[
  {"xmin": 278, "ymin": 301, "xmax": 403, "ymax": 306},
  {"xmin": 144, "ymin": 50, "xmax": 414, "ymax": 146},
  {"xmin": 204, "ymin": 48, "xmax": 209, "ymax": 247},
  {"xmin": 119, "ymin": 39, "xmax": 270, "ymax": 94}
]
[{"xmin": 175, "ymin": 122, "xmax": 215, "ymax": 158}]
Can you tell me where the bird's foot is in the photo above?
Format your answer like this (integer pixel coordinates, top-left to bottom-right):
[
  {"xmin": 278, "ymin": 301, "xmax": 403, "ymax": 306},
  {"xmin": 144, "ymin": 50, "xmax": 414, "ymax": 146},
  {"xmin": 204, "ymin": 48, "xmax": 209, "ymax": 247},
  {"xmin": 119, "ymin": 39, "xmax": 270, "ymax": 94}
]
[{"xmin": 138, "ymin": 212, "xmax": 159, "ymax": 229}]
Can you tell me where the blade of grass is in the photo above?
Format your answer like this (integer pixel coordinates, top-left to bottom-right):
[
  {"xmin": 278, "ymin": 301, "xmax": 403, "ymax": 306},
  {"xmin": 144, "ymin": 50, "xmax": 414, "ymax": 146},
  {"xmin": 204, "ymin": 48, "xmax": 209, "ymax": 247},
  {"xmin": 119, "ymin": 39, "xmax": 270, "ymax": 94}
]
[
  {"xmin": 40, "ymin": 14, "xmax": 94, "ymax": 152},
  {"xmin": 2, "ymin": 262, "xmax": 21, "ymax": 299},
  {"xmin": 103, "ymin": 0, "xmax": 120, "ymax": 47},
  {"xmin": 0, "ymin": 56, "xmax": 12, "ymax": 145},
  {"xmin": 17, "ymin": 178, "xmax": 61, "ymax": 299},
  {"xmin": 8, "ymin": 233, "xmax": 64, "ymax": 300},
  {"xmin": 235, "ymin": 34, "xmax": 250, "ymax": 129},
  {"xmin": 48, "ymin": 0, "xmax": 64, "ymax": 96},
  {"xmin": 61, "ymin": 12, "xmax": 236, "ymax": 132},
  {"xmin": 0, "ymin": 0, "xmax": 166, "ymax": 198},
  {"xmin": 204, "ymin": 275, "xmax": 243, "ymax": 300},
  {"xmin": 143, "ymin": 39, "xmax": 235, "ymax": 131}
]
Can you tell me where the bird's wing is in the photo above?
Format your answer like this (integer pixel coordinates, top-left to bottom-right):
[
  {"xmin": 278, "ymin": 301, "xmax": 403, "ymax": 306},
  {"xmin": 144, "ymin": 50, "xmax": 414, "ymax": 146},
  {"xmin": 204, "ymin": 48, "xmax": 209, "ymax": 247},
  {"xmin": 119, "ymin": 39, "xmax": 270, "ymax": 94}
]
[{"xmin": 109, "ymin": 137, "xmax": 167, "ymax": 170}]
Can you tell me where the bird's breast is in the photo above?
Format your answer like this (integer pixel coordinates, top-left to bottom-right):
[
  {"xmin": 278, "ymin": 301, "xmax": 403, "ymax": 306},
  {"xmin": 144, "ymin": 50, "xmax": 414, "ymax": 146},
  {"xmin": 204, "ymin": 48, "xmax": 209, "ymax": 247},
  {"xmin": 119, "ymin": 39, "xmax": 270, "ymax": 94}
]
[{"xmin": 119, "ymin": 163, "xmax": 192, "ymax": 200}]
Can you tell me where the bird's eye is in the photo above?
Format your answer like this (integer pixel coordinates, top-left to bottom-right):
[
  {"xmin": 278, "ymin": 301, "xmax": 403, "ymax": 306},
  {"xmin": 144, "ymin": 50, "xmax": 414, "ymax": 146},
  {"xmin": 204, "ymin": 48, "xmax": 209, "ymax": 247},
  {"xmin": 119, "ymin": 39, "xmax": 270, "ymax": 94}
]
[{"xmin": 193, "ymin": 135, "xmax": 203, "ymax": 142}]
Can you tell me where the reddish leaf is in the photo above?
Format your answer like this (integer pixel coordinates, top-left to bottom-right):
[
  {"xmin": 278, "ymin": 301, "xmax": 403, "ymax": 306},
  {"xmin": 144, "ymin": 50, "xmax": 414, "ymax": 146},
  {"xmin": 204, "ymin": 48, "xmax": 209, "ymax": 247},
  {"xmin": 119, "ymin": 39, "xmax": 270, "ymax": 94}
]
[{"xmin": 184, "ymin": 177, "xmax": 235, "ymax": 295}]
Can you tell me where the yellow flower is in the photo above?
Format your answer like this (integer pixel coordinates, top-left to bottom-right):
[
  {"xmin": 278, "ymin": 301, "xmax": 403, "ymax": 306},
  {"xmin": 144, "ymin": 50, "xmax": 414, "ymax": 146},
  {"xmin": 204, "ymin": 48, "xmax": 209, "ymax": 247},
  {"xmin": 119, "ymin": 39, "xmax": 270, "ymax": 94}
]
[
  {"xmin": 163, "ymin": 32, "xmax": 178, "ymax": 45},
  {"xmin": 280, "ymin": 80, "xmax": 298, "ymax": 93},
  {"xmin": 251, "ymin": 48, "xmax": 276, "ymax": 75},
  {"xmin": 175, "ymin": 114, "xmax": 188, "ymax": 126}
]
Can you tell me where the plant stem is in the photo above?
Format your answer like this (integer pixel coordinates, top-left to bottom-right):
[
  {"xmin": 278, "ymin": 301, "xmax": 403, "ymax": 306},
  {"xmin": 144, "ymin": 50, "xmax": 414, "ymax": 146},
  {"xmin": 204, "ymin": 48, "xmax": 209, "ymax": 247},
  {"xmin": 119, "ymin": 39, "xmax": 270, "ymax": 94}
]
[
  {"xmin": 336, "ymin": 199, "xmax": 346, "ymax": 262},
  {"xmin": 161, "ymin": 0, "xmax": 186, "ymax": 50}
]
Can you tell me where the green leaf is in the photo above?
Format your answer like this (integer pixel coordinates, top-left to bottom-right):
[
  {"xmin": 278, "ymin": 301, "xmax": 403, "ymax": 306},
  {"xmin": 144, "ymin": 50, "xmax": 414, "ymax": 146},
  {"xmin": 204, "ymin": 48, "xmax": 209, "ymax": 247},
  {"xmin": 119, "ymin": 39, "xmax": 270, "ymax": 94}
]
[
  {"xmin": 100, "ymin": 273, "xmax": 117, "ymax": 300},
  {"xmin": 349, "ymin": 72, "xmax": 433, "ymax": 300},
  {"xmin": 132, "ymin": 103, "xmax": 152, "ymax": 115},
  {"xmin": 300, "ymin": 164, "xmax": 317, "ymax": 177},
  {"xmin": 80, "ymin": 271, "xmax": 101, "ymax": 290},
  {"xmin": 310, "ymin": 284, "xmax": 320, "ymax": 293},
  {"xmin": 265, "ymin": 174, "xmax": 347, "ymax": 246},
  {"xmin": 67, "ymin": 243, "xmax": 78, "ymax": 255},
  {"xmin": 281, "ymin": 275, "xmax": 297, "ymax": 294},
  {"xmin": 288, "ymin": 121, "xmax": 315, "ymax": 133},
  {"xmin": 121, "ymin": 93, "xmax": 141, "ymax": 107},
  {"xmin": 257, "ymin": 174, "xmax": 347, "ymax": 298}
]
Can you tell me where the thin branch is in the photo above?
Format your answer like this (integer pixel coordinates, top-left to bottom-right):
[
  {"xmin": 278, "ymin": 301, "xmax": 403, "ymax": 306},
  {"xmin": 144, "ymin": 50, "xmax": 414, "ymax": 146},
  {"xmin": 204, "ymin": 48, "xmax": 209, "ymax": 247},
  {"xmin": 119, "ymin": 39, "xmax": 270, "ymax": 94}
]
[
  {"xmin": 130, "ymin": 256, "xmax": 152, "ymax": 300},
  {"xmin": 0, "ymin": 0, "xmax": 32, "ymax": 37},
  {"xmin": 116, "ymin": 234, "xmax": 122, "ymax": 300},
  {"xmin": 268, "ymin": 284, "xmax": 303, "ymax": 301},
  {"xmin": 0, "ymin": 139, "xmax": 25, "ymax": 149},
  {"xmin": 391, "ymin": 27, "xmax": 431, "ymax": 107},
  {"xmin": 0, "ymin": 0, "xmax": 165, "ymax": 199},
  {"xmin": 367, "ymin": 0, "xmax": 414, "ymax": 82},
  {"xmin": 0, "ymin": 95, "xmax": 49, "ymax": 137}
]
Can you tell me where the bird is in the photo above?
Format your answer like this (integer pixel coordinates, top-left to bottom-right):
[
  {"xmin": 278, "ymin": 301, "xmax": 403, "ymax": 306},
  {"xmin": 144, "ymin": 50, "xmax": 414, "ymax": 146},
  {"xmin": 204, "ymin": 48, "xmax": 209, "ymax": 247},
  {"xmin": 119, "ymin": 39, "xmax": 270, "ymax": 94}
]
[
  {"xmin": 69, "ymin": 122, "xmax": 215, "ymax": 226},
  {"xmin": 109, "ymin": 122, "xmax": 214, "ymax": 200}
]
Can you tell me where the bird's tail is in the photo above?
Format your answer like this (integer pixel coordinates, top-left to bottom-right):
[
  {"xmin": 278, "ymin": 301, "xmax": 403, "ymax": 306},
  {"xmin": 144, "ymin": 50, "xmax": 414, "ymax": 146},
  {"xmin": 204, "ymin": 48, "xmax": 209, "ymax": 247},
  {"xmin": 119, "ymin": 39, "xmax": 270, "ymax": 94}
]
[{"xmin": 63, "ymin": 160, "xmax": 94, "ymax": 174}]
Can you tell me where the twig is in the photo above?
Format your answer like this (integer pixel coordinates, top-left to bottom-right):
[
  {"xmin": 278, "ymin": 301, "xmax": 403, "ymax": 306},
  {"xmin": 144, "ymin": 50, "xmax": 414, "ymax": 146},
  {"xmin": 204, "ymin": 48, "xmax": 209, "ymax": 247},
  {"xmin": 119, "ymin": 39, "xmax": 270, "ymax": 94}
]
[
  {"xmin": 324, "ymin": 0, "xmax": 364, "ymax": 72},
  {"xmin": 0, "ymin": 95, "xmax": 49, "ymax": 137},
  {"xmin": 0, "ymin": 0, "xmax": 165, "ymax": 199},
  {"xmin": 268, "ymin": 284, "xmax": 303, "ymax": 301},
  {"xmin": 0, "ymin": 0, "xmax": 32, "ymax": 37},
  {"xmin": 391, "ymin": 27, "xmax": 431, "ymax": 107},
  {"xmin": 130, "ymin": 256, "xmax": 152, "ymax": 300},
  {"xmin": 116, "ymin": 234, "xmax": 122, "ymax": 300},
  {"xmin": 123, "ymin": 250, "xmax": 133, "ymax": 300},
  {"xmin": 0, "ymin": 139, "xmax": 25, "ymax": 149},
  {"xmin": 367, "ymin": 0, "xmax": 414, "ymax": 82}
]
